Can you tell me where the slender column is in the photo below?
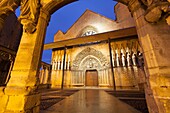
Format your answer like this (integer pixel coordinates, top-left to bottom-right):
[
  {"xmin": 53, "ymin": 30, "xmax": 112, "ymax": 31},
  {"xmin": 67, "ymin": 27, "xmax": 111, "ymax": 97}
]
[
  {"xmin": 44, "ymin": 68, "xmax": 49, "ymax": 84},
  {"xmin": 5, "ymin": 61, "xmax": 13, "ymax": 84},
  {"xmin": 40, "ymin": 67, "xmax": 45, "ymax": 84},
  {"xmin": 81, "ymin": 71, "xmax": 83, "ymax": 84},
  {"xmin": 108, "ymin": 38, "xmax": 116, "ymax": 90},
  {"xmin": 52, "ymin": 61, "xmax": 54, "ymax": 70},
  {"xmin": 58, "ymin": 60, "xmax": 60, "ymax": 70},
  {"xmin": 67, "ymin": 54, "xmax": 70, "ymax": 70},
  {"xmin": 65, "ymin": 54, "xmax": 67, "ymax": 70},
  {"xmin": 42, "ymin": 67, "xmax": 47, "ymax": 84},
  {"xmin": 112, "ymin": 51, "xmax": 115, "ymax": 67},
  {"xmin": 106, "ymin": 69, "xmax": 109, "ymax": 84},
  {"xmin": 61, "ymin": 47, "xmax": 66, "ymax": 89},
  {"xmin": 101, "ymin": 70, "xmax": 104, "ymax": 84},
  {"xmin": 61, "ymin": 55, "xmax": 64, "ymax": 70},
  {"xmin": 72, "ymin": 71, "xmax": 75, "ymax": 84}
]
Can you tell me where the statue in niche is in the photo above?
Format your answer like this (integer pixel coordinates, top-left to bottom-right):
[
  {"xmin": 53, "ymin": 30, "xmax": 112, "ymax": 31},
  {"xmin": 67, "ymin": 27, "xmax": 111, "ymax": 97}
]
[
  {"xmin": 112, "ymin": 52, "xmax": 115, "ymax": 67},
  {"xmin": 0, "ymin": 0, "xmax": 41, "ymax": 33},
  {"xmin": 89, "ymin": 59, "xmax": 93, "ymax": 68},
  {"xmin": 132, "ymin": 53, "xmax": 137, "ymax": 66},
  {"xmin": 127, "ymin": 52, "xmax": 132, "ymax": 66},
  {"xmin": 116, "ymin": 53, "xmax": 120, "ymax": 67},
  {"xmin": 115, "ymin": 49, "xmax": 119, "ymax": 67},
  {"xmin": 122, "ymin": 53, "xmax": 126, "ymax": 67},
  {"xmin": 121, "ymin": 48, "xmax": 126, "ymax": 67}
]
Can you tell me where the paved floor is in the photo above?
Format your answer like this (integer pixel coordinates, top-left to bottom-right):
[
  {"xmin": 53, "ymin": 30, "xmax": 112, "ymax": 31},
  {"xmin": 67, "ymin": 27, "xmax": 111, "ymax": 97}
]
[{"xmin": 40, "ymin": 89, "xmax": 141, "ymax": 113}]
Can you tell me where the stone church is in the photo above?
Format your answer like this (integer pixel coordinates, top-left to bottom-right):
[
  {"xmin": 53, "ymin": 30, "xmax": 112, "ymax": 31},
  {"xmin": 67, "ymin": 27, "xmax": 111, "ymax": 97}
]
[
  {"xmin": 49, "ymin": 3, "xmax": 146, "ymax": 89},
  {"xmin": 0, "ymin": 0, "xmax": 170, "ymax": 113}
]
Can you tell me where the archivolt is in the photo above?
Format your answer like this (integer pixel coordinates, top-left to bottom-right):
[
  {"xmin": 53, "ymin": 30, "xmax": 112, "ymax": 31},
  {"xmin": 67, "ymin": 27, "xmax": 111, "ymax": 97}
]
[{"xmin": 72, "ymin": 47, "xmax": 109, "ymax": 70}]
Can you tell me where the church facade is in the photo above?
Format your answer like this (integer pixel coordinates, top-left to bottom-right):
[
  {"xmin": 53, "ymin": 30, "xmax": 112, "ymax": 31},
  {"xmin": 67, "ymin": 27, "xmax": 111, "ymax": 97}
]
[{"xmin": 50, "ymin": 3, "xmax": 146, "ymax": 90}]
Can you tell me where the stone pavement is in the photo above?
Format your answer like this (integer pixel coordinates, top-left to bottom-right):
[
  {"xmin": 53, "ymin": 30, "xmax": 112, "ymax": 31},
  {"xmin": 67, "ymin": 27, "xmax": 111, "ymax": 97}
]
[{"xmin": 40, "ymin": 89, "xmax": 141, "ymax": 113}]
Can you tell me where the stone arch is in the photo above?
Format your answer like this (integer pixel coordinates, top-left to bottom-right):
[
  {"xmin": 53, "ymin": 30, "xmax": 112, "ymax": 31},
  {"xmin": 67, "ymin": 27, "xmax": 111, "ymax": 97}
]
[
  {"xmin": 43, "ymin": 0, "xmax": 127, "ymax": 16},
  {"xmin": 43, "ymin": 0, "xmax": 77, "ymax": 15},
  {"xmin": 72, "ymin": 47, "xmax": 109, "ymax": 70}
]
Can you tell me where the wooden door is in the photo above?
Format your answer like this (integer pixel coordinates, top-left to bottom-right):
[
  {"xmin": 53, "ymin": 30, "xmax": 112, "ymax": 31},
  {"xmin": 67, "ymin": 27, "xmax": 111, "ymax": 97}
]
[{"xmin": 86, "ymin": 70, "xmax": 98, "ymax": 86}]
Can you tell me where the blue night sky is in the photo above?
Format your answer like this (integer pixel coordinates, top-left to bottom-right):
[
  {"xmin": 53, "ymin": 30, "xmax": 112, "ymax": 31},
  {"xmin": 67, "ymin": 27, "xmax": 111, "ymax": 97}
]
[{"xmin": 16, "ymin": 0, "xmax": 117, "ymax": 63}]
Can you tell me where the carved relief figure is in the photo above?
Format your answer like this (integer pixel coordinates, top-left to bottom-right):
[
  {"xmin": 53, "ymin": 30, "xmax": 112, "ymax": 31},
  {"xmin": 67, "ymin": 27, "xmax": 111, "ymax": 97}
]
[
  {"xmin": 0, "ymin": 0, "xmax": 41, "ymax": 33},
  {"xmin": 0, "ymin": 0, "xmax": 20, "ymax": 16},
  {"xmin": 142, "ymin": 0, "xmax": 170, "ymax": 23},
  {"xmin": 19, "ymin": 0, "xmax": 41, "ymax": 33},
  {"xmin": 132, "ymin": 53, "xmax": 136, "ymax": 66}
]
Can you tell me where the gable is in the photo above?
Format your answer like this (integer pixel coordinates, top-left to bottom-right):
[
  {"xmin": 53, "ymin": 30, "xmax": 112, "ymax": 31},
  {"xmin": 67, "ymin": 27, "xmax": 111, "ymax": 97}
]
[{"xmin": 54, "ymin": 9, "xmax": 121, "ymax": 42}]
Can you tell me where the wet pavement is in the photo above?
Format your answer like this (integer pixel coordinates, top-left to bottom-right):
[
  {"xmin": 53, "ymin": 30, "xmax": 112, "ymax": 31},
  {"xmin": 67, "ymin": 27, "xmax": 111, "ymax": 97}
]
[{"xmin": 40, "ymin": 89, "xmax": 141, "ymax": 113}]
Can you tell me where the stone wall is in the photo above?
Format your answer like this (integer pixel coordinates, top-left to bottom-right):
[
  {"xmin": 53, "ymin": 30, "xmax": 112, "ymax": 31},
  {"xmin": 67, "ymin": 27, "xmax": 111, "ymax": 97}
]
[{"xmin": 114, "ymin": 3, "xmax": 135, "ymax": 28}]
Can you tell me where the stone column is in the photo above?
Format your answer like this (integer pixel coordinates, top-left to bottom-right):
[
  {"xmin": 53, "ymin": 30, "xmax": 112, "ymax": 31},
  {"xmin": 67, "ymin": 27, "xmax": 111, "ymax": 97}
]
[
  {"xmin": 0, "ymin": 8, "xmax": 50, "ymax": 113},
  {"xmin": 47, "ymin": 67, "xmax": 52, "ymax": 85},
  {"xmin": 108, "ymin": 38, "xmax": 116, "ymax": 90},
  {"xmin": 128, "ymin": 0, "xmax": 170, "ymax": 112},
  {"xmin": 42, "ymin": 67, "xmax": 46, "ymax": 84},
  {"xmin": 44, "ymin": 68, "xmax": 49, "ymax": 84},
  {"xmin": 67, "ymin": 54, "xmax": 70, "ymax": 70},
  {"xmin": 40, "ymin": 67, "xmax": 44, "ymax": 84},
  {"xmin": 61, "ymin": 47, "xmax": 66, "ymax": 89}
]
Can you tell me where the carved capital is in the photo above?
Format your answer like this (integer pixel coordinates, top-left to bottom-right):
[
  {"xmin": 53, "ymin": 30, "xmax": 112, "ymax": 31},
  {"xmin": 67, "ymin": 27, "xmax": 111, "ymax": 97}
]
[
  {"xmin": 128, "ymin": 0, "xmax": 143, "ymax": 14},
  {"xmin": 0, "ymin": 50, "xmax": 15, "ymax": 61},
  {"xmin": 144, "ymin": 1, "xmax": 170, "ymax": 23},
  {"xmin": 18, "ymin": 0, "xmax": 41, "ymax": 34},
  {"xmin": 0, "ymin": 0, "xmax": 20, "ymax": 16}
]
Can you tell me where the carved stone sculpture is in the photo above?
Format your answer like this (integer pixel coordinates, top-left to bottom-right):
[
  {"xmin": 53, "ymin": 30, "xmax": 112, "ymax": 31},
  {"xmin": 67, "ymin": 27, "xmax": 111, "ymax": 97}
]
[
  {"xmin": 143, "ymin": 0, "xmax": 170, "ymax": 23},
  {"xmin": 18, "ymin": 0, "xmax": 41, "ymax": 33},
  {"xmin": 0, "ymin": 0, "xmax": 41, "ymax": 33}
]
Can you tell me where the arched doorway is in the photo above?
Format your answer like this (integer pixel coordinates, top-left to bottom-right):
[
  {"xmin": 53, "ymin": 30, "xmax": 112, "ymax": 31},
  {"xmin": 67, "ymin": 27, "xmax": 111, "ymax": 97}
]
[
  {"xmin": 85, "ymin": 69, "xmax": 98, "ymax": 86},
  {"xmin": 71, "ymin": 47, "xmax": 109, "ymax": 87}
]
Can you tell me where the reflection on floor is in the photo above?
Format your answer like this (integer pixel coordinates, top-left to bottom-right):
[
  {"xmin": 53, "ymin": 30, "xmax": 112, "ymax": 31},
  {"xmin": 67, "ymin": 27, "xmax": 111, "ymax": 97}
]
[
  {"xmin": 40, "ymin": 89, "xmax": 142, "ymax": 113},
  {"xmin": 105, "ymin": 90, "xmax": 149, "ymax": 113},
  {"xmin": 40, "ymin": 89, "xmax": 79, "ymax": 110}
]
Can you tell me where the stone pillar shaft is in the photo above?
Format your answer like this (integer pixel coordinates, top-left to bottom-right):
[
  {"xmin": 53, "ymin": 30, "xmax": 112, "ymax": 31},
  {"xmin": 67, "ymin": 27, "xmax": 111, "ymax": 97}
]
[
  {"xmin": 2, "ymin": 9, "xmax": 50, "ymax": 113},
  {"xmin": 128, "ymin": 0, "xmax": 170, "ymax": 112}
]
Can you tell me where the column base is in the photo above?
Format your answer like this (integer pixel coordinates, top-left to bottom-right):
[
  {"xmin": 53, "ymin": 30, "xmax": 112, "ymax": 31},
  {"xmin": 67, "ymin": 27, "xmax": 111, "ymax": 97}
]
[{"xmin": 0, "ymin": 86, "xmax": 40, "ymax": 113}]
